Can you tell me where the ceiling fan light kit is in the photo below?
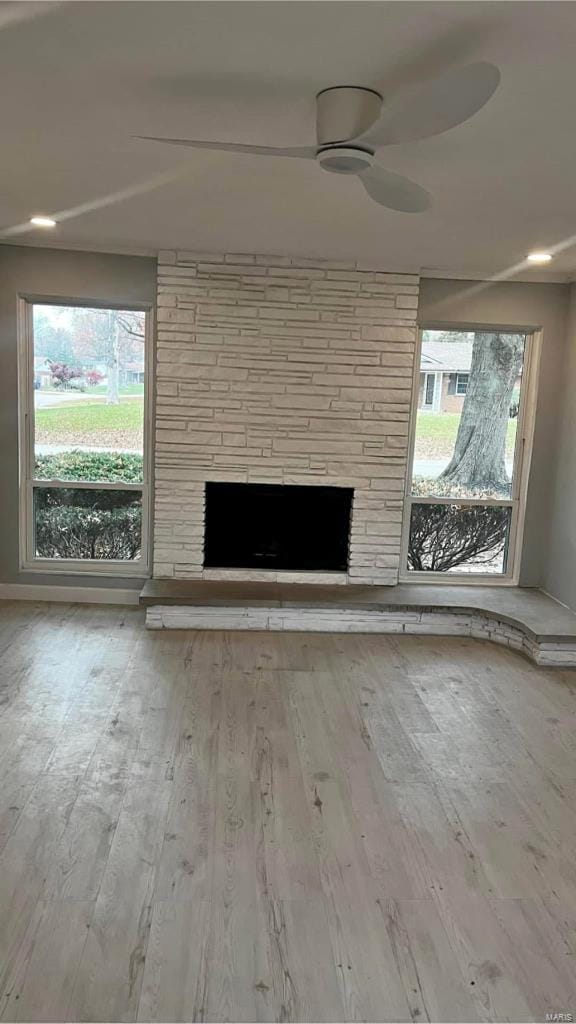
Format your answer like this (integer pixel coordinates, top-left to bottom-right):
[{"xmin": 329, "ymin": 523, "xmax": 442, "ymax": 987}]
[
  {"xmin": 316, "ymin": 145, "xmax": 374, "ymax": 175},
  {"xmin": 139, "ymin": 62, "xmax": 500, "ymax": 215}
]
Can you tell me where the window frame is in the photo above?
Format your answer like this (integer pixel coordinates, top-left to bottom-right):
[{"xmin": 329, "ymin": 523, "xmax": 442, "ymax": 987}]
[
  {"xmin": 455, "ymin": 372, "xmax": 469, "ymax": 395},
  {"xmin": 400, "ymin": 323, "xmax": 541, "ymax": 586},
  {"xmin": 18, "ymin": 295, "xmax": 154, "ymax": 577}
]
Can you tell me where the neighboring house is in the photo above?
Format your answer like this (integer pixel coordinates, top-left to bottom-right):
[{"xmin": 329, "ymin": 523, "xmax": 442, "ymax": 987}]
[
  {"xmin": 33, "ymin": 356, "xmax": 52, "ymax": 389},
  {"xmin": 120, "ymin": 360, "xmax": 145, "ymax": 385},
  {"xmin": 418, "ymin": 340, "xmax": 473, "ymax": 413},
  {"xmin": 419, "ymin": 340, "xmax": 522, "ymax": 414},
  {"xmin": 419, "ymin": 340, "xmax": 474, "ymax": 413}
]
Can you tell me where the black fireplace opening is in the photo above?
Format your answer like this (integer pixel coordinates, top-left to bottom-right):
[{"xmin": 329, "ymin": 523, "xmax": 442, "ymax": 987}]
[{"xmin": 204, "ymin": 482, "xmax": 353, "ymax": 572}]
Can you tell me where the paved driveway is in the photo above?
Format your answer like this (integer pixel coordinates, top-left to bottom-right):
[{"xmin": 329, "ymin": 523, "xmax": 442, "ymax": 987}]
[
  {"xmin": 34, "ymin": 391, "xmax": 96, "ymax": 409},
  {"xmin": 413, "ymin": 458, "xmax": 513, "ymax": 479}
]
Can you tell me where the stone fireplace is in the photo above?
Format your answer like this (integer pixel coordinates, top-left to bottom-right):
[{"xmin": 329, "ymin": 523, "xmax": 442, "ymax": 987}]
[{"xmin": 153, "ymin": 250, "xmax": 419, "ymax": 585}]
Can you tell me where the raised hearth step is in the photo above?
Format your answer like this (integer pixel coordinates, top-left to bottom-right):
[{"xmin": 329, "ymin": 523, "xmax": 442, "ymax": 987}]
[{"xmin": 140, "ymin": 581, "xmax": 576, "ymax": 666}]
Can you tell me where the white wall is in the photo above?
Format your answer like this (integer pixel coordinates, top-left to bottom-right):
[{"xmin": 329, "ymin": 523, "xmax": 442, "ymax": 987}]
[
  {"xmin": 543, "ymin": 282, "xmax": 576, "ymax": 608},
  {"xmin": 1, "ymin": 246, "xmax": 571, "ymax": 598}
]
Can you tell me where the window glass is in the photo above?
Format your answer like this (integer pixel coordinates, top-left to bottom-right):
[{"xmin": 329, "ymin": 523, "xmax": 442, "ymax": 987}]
[
  {"xmin": 25, "ymin": 302, "xmax": 147, "ymax": 569},
  {"xmin": 413, "ymin": 330, "xmax": 526, "ymax": 500},
  {"xmin": 408, "ymin": 503, "xmax": 511, "ymax": 575},
  {"xmin": 406, "ymin": 327, "xmax": 531, "ymax": 578},
  {"xmin": 33, "ymin": 487, "xmax": 142, "ymax": 561},
  {"xmin": 33, "ymin": 306, "xmax": 145, "ymax": 484}
]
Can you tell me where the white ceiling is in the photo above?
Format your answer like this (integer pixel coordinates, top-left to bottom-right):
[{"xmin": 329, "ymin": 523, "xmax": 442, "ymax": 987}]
[{"xmin": 2, "ymin": 1, "xmax": 576, "ymax": 280}]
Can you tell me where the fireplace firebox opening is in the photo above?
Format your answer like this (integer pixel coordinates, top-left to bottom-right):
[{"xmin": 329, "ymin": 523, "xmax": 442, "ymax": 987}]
[{"xmin": 204, "ymin": 482, "xmax": 353, "ymax": 572}]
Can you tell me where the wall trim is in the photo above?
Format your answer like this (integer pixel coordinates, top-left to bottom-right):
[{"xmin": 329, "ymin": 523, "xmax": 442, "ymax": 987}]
[
  {"xmin": 540, "ymin": 587, "xmax": 575, "ymax": 614},
  {"xmin": 421, "ymin": 268, "xmax": 571, "ymax": 285},
  {"xmin": 0, "ymin": 583, "xmax": 140, "ymax": 605}
]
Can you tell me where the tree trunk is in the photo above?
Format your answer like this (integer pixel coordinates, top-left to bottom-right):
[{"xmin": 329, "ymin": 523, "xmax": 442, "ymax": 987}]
[
  {"xmin": 106, "ymin": 312, "xmax": 120, "ymax": 406},
  {"xmin": 438, "ymin": 332, "xmax": 523, "ymax": 495}
]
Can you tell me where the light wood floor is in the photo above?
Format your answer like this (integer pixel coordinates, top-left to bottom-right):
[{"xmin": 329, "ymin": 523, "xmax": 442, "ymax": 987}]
[{"xmin": 1, "ymin": 602, "xmax": 576, "ymax": 1023}]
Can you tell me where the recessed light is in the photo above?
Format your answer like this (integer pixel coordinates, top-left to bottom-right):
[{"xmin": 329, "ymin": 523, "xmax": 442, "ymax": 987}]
[
  {"xmin": 527, "ymin": 251, "xmax": 552, "ymax": 263},
  {"xmin": 30, "ymin": 216, "xmax": 56, "ymax": 228}
]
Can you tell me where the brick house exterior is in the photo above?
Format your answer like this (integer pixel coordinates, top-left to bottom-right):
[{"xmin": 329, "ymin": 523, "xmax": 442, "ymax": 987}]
[{"xmin": 417, "ymin": 340, "xmax": 472, "ymax": 414}]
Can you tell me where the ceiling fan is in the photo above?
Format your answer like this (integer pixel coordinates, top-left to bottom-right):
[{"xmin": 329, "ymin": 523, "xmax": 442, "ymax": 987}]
[{"xmin": 138, "ymin": 62, "xmax": 500, "ymax": 214}]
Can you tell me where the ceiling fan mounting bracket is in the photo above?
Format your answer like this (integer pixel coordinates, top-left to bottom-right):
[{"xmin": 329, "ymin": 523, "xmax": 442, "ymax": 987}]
[{"xmin": 316, "ymin": 86, "xmax": 383, "ymax": 147}]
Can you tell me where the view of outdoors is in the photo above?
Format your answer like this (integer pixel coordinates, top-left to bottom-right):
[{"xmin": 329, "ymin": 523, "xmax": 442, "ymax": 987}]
[
  {"xmin": 27, "ymin": 312, "xmax": 526, "ymax": 572},
  {"xmin": 31, "ymin": 304, "xmax": 146, "ymax": 561},
  {"xmin": 407, "ymin": 329, "xmax": 526, "ymax": 575}
]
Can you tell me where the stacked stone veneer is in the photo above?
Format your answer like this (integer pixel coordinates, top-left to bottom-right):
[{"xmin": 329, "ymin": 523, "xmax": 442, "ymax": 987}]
[
  {"xmin": 153, "ymin": 250, "xmax": 419, "ymax": 584},
  {"xmin": 145, "ymin": 603, "xmax": 576, "ymax": 666}
]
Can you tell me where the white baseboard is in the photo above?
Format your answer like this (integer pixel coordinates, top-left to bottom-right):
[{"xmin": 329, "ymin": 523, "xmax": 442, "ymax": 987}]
[{"xmin": 0, "ymin": 584, "xmax": 140, "ymax": 606}]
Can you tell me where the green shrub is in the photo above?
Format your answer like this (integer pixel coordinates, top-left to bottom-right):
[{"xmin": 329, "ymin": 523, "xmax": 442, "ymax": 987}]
[
  {"xmin": 35, "ymin": 488, "xmax": 141, "ymax": 560},
  {"xmin": 34, "ymin": 450, "xmax": 143, "ymax": 560},
  {"xmin": 35, "ymin": 449, "xmax": 143, "ymax": 483}
]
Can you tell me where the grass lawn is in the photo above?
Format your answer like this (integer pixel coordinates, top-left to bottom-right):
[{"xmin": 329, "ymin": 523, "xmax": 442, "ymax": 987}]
[
  {"xmin": 35, "ymin": 398, "xmax": 143, "ymax": 449},
  {"xmin": 415, "ymin": 412, "xmax": 517, "ymax": 458}
]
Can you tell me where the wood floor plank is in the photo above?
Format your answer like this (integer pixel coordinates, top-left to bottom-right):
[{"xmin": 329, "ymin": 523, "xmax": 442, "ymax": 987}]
[
  {"xmin": 0, "ymin": 767, "xmax": 40, "ymax": 854},
  {"xmin": 174, "ymin": 669, "xmax": 262, "ymax": 1023},
  {"xmin": 287, "ymin": 672, "xmax": 413, "ymax": 1021},
  {"xmin": 257, "ymin": 896, "xmax": 347, "ymax": 1023},
  {"xmin": 0, "ymin": 900, "xmax": 93, "ymax": 1023},
  {"xmin": 299, "ymin": 776, "xmax": 413, "ymax": 1021},
  {"xmin": 41, "ymin": 773, "xmax": 127, "ymax": 900},
  {"xmin": 251, "ymin": 672, "xmax": 324, "ymax": 902},
  {"xmin": 432, "ymin": 888, "xmax": 553, "ymax": 1021},
  {"xmin": 0, "ymin": 774, "xmax": 81, "ymax": 1006},
  {"xmin": 140, "ymin": 894, "xmax": 346, "ymax": 1024},
  {"xmin": 487, "ymin": 896, "xmax": 576, "ymax": 1018},
  {"xmin": 511, "ymin": 774, "xmax": 576, "ymax": 838},
  {"xmin": 154, "ymin": 679, "xmax": 221, "ymax": 901},
  {"xmin": 392, "ymin": 781, "xmax": 493, "ymax": 896},
  {"xmin": 378, "ymin": 897, "xmax": 483, "ymax": 1022},
  {"xmin": 301, "ymin": 667, "xmax": 430, "ymax": 898},
  {"xmin": 137, "ymin": 899, "xmax": 211, "ymax": 1023},
  {"xmin": 434, "ymin": 781, "xmax": 576, "ymax": 900},
  {"xmin": 68, "ymin": 780, "xmax": 171, "ymax": 1022}
]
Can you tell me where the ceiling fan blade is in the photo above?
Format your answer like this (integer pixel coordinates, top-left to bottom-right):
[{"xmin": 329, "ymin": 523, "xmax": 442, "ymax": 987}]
[
  {"xmin": 360, "ymin": 62, "xmax": 500, "ymax": 146},
  {"xmin": 359, "ymin": 165, "xmax": 431, "ymax": 213},
  {"xmin": 137, "ymin": 136, "xmax": 316, "ymax": 159}
]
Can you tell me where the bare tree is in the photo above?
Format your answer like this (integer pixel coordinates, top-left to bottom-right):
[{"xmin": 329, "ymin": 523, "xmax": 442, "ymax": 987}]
[
  {"xmin": 438, "ymin": 332, "xmax": 524, "ymax": 495},
  {"xmin": 117, "ymin": 312, "xmax": 144, "ymax": 340},
  {"xmin": 106, "ymin": 311, "xmax": 120, "ymax": 405},
  {"xmin": 72, "ymin": 309, "xmax": 145, "ymax": 406}
]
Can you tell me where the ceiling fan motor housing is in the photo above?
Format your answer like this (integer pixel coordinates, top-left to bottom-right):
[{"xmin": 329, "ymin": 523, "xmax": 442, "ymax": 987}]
[{"xmin": 316, "ymin": 85, "xmax": 382, "ymax": 146}]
